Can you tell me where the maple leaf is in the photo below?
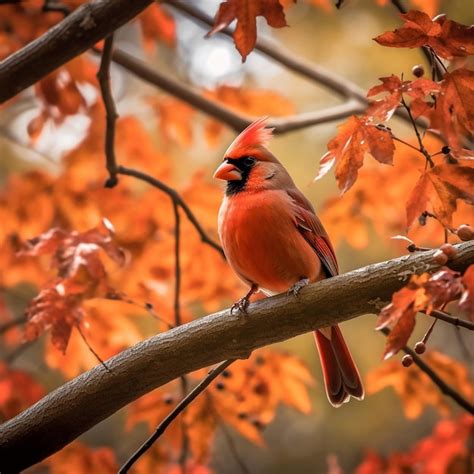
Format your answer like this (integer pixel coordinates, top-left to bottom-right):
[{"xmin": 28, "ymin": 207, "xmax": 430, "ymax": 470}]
[
  {"xmin": 20, "ymin": 221, "xmax": 125, "ymax": 353},
  {"xmin": 376, "ymin": 269, "xmax": 464, "ymax": 359},
  {"xmin": 316, "ymin": 116, "xmax": 395, "ymax": 193},
  {"xmin": 367, "ymin": 75, "xmax": 439, "ymax": 122},
  {"xmin": 366, "ymin": 351, "xmax": 473, "ymax": 418},
  {"xmin": 459, "ymin": 265, "xmax": 474, "ymax": 321},
  {"xmin": 208, "ymin": 0, "xmax": 287, "ymax": 61},
  {"xmin": 430, "ymin": 68, "xmax": 474, "ymax": 153},
  {"xmin": 406, "ymin": 164, "xmax": 474, "ymax": 228},
  {"xmin": 0, "ymin": 363, "xmax": 44, "ymax": 422},
  {"xmin": 44, "ymin": 441, "xmax": 118, "ymax": 474},
  {"xmin": 374, "ymin": 11, "xmax": 474, "ymax": 59}
]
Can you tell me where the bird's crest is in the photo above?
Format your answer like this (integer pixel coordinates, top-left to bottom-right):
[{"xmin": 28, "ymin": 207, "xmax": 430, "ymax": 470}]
[{"xmin": 225, "ymin": 117, "xmax": 274, "ymax": 158}]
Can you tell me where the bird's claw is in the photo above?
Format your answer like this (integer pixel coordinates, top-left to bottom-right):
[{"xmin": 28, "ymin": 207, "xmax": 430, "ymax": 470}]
[
  {"xmin": 288, "ymin": 278, "xmax": 310, "ymax": 297},
  {"xmin": 231, "ymin": 297, "xmax": 250, "ymax": 315}
]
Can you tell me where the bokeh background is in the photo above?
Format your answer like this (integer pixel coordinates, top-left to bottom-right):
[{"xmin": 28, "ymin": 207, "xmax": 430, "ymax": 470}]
[{"xmin": 1, "ymin": 0, "xmax": 473, "ymax": 472}]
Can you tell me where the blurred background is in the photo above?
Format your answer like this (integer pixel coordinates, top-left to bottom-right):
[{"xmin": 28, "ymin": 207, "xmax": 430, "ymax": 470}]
[{"xmin": 0, "ymin": 0, "xmax": 473, "ymax": 472}]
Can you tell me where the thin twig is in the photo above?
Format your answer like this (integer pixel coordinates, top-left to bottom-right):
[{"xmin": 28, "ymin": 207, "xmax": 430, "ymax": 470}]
[
  {"xmin": 76, "ymin": 324, "xmax": 111, "ymax": 373},
  {"xmin": 164, "ymin": 0, "xmax": 367, "ymax": 101},
  {"xmin": 4, "ymin": 341, "xmax": 34, "ymax": 364},
  {"xmin": 389, "ymin": 0, "xmax": 445, "ymax": 81},
  {"xmin": 428, "ymin": 309, "xmax": 474, "ymax": 331},
  {"xmin": 119, "ymin": 359, "xmax": 236, "ymax": 473},
  {"xmin": 209, "ymin": 400, "xmax": 251, "ymax": 474},
  {"xmin": 400, "ymin": 96, "xmax": 434, "ymax": 167},
  {"xmin": 41, "ymin": 0, "xmax": 71, "ymax": 15},
  {"xmin": 380, "ymin": 328, "xmax": 474, "ymax": 414},
  {"xmin": 94, "ymin": 47, "xmax": 364, "ymax": 134},
  {"xmin": 97, "ymin": 34, "xmax": 119, "ymax": 188},
  {"xmin": 116, "ymin": 165, "xmax": 224, "ymax": 257},
  {"xmin": 0, "ymin": 316, "xmax": 26, "ymax": 335},
  {"xmin": 172, "ymin": 199, "xmax": 190, "ymax": 473}
]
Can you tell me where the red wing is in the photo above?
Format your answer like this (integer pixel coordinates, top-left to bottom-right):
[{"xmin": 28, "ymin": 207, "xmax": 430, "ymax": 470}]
[{"xmin": 287, "ymin": 189, "xmax": 339, "ymax": 277}]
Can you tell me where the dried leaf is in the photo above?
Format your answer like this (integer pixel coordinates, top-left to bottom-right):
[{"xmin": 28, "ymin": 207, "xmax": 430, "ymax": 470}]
[
  {"xmin": 406, "ymin": 164, "xmax": 474, "ymax": 228},
  {"xmin": 317, "ymin": 116, "xmax": 394, "ymax": 193},
  {"xmin": 374, "ymin": 11, "xmax": 474, "ymax": 59},
  {"xmin": 208, "ymin": 0, "xmax": 287, "ymax": 61},
  {"xmin": 366, "ymin": 351, "xmax": 473, "ymax": 418},
  {"xmin": 0, "ymin": 363, "xmax": 44, "ymax": 421},
  {"xmin": 44, "ymin": 441, "xmax": 118, "ymax": 474},
  {"xmin": 377, "ymin": 270, "xmax": 464, "ymax": 358}
]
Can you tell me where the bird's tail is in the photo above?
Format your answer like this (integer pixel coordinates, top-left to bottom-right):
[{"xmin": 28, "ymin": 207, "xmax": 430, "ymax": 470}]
[{"xmin": 314, "ymin": 325, "xmax": 364, "ymax": 407}]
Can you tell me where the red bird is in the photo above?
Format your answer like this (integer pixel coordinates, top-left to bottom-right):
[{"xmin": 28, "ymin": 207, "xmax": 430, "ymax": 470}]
[{"xmin": 213, "ymin": 118, "xmax": 364, "ymax": 407}]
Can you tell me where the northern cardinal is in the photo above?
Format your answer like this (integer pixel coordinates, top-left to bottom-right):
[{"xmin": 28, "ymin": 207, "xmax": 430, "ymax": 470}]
[{"xmin": 213, "ymin": 118, "xmax": 364, "ymax": 407}]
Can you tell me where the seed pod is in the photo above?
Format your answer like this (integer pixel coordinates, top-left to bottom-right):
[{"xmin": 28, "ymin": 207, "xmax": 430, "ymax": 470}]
[
  {"xmin": 440, "ymin": 243, "xmax": 456, "ymax": 259},
  {"xmin": 412, "ymin": 64, "xmax": 424, "ymax": 77},
  {"xmin": 433, "ymin": 249, "xmax": 448, "ymax": 265},
  {"xmin": 402, "ymin": 354, "xmax": 414, "ymax": 367},
  {"xmin": 414, "ymin": 341, "xmax": 426, "ymax": 354},
  {"xmin": 457, "ymin": 225, "xmax": 474, "ymax": 241}
]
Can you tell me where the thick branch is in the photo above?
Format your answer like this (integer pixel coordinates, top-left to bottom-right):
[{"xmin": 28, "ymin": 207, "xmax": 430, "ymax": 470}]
[
  {"xmin": 0, "ymin": 0, "xmax": 153, "ymax": 103},
  {"xmin": 0, "ymin": 241, "xmax": 473, "ymax": 471}
]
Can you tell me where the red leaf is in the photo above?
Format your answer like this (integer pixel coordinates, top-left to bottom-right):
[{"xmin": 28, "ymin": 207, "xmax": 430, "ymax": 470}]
[
  {"xmin": 406, "ymin": 165, "xmax": 474, "ymax": 228},
  {"xmin": 317, "ymin": 116, "xmax": 394, "ymax": 193},
  {"xmin": 208, "ymin": 0, "xmax": 287, "ymax": 61},
  {"xmin": 430, "ymin": 68, "xmax": 474, "ymax": 153},
  {"xmin": 367, "ymin": 75, "xmax": 440, "ymax": 122},
  {"xmin": 377, "ymin": 270, "xmax": 464, "ymax": 359},
  {"xmin": 374, "ymin": 11, "xmax": 474, "ymax": 59}
]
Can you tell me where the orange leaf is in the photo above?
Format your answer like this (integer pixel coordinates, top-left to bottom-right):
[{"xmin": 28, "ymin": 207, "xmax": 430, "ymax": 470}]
[
  {"xmin": 44, "ymin": 441, "xmax": 118, "ymax": 474},
  {"xmin": 377, "ymin": 270, "xmax": 464, "ymax": 358},
  {"xmin": 0, "ymin": 362, "xmax": 44, "ymax": 421},
  {"xmin": 367, "ymin": 75, "xmax": 439, "ymax": 122},
  {"xmin": 317, "ymin": 116, "xmax": 394, "ymax": 193},
  {"xmin": 374, "ymin": 11, "xmax": 474, "ymax": 59},
  {"xmin": 366, "ymin": 351, "xmax": 473, "ymax": 418},
  {"xmin": 406, "ymin": 164, "xmax": 474, "ymax": 228},
  {"xmin": 208, "ymin": 0, "xmax": 287, "ymax": 61}
]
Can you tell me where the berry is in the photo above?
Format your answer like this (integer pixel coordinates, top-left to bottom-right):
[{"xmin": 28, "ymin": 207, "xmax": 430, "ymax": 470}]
[
  {"xmin": 238, "ymin": 412, "xmax": 248, "ymax": 420},
  {"xmin": 433, "ymin": 249, "xmax": 448, "ymax": 265},
  {"xmin": 221, "ymin": 370, "xmax": 232, "ymax": 378},
  {"xmin": 440, "ymin": 243, "xmax": 457, "ymax": 259},
  {"xmin": 215, "ymin": 382, "xmax": 225, "ymax": 391},
  {"xmin": 412, "ymin": 65, "xmax": 424, "ymax": 77},
  {"xmin": 441, "ymin": 145, "xmax": 451, "ymax": 155},
  {"xmin": 414, "ymin": 341, "xmax": 426, "ymax": 354},
  {"xmin": 402, "ymin": 354, "xmax": 414, "ymax": 367},
  {"xmin": 457, "ymin": 225, "xmax": 474, "ymax": 242}
]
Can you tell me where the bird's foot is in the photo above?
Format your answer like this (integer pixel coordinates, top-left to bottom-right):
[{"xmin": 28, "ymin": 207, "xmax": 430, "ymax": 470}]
[
  {"xmin": 231, "ymin": 296, "xmax": 250, "ymax": 315},
  {"xmin": 288, "ymin": 278, "xmax": 310, "ymax": 297}
]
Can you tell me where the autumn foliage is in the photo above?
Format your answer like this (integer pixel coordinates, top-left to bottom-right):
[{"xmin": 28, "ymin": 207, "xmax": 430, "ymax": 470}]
[{"xmin": 0, "ymin": 0, "xmax": 473, "ymax": 473}]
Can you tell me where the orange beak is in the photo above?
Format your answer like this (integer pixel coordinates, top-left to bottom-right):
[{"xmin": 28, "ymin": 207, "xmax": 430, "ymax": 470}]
[{"xmin": 213, "ymin": 161, "xmax": 242, "ymax": 181}]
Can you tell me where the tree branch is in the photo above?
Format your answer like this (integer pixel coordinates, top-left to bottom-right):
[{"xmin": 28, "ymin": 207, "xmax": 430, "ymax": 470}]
[
  {"xmin": 97, "ymin": 34, "xmax": 119, "ymax": 188},
  {"xmin": 0, "ymin": 241, "xmax": 473, "ymax": 472},
  {"xmin": 428, "ymin": 309, "xmax": 474, "ymax": 331},
  {"xmin": 0, "ymin": 0, "xmax": 154, "ymax": 104},
  {"xmin": 164, "ymin": 0, "xmax": 367, "ymax": 102},
  {"xmin": 103, "ymin": 47, "xmax": 365, "ymax": 134},
  {"xmin": 116, "ymin": 165, "xmax": 224, "ymax": 257}
]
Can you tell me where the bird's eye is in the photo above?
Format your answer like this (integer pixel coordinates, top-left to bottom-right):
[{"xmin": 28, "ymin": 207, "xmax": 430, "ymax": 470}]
[{"xmin": 244, "ymin": 156, "xmax": 256, "ymax": 166}]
